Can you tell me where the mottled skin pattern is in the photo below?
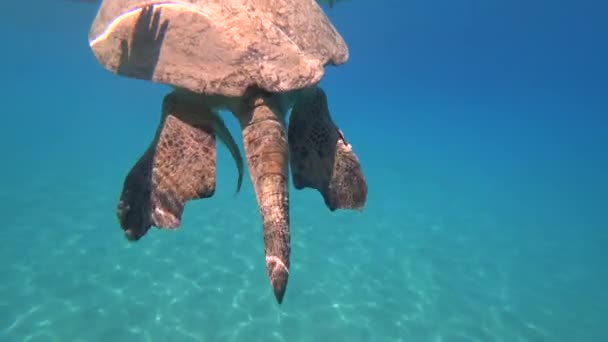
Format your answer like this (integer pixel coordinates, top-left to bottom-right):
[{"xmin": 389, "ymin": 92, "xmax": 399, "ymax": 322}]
[
  {"xmin": 117, "ymin": 91, "xmax": 218, "ymax": 240},
  {"xmin": 289, "ymin": 87, "xmax": 367, "ymax": 211},
  {"xmin": 236, "ymin": 92, "xmax": 290, "ymax": 303}
]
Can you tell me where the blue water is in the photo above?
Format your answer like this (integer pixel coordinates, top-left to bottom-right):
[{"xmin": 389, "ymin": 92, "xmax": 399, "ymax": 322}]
[{"xmin": 1, "ymin": 0, "xmax": 607, "ymax": 341}]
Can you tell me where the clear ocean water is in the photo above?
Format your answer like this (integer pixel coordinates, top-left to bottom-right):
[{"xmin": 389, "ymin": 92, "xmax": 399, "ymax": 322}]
[{"xmin": 1, "ymin": 1, "xmax": 606, "ymax": 341}]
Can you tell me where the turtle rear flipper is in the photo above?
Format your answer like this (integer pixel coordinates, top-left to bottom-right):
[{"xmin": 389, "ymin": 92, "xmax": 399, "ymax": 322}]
[
  {"xmin": 117, "ymin": 91, "xmax": 217, "ymax": 241},
  {"xmin": 288, "ymin": 87, "xmax": 367, "ymax": 211},
  {"xmin": 212, "ymin": 114, "xmax": 244, "ymax": 194}
]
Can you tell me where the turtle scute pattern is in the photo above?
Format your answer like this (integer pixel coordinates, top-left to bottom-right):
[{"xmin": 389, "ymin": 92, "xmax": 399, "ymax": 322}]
[
  {"xmin": 288, "ymin": 87, "xmax": 367, "ymax": 211},
  {"xmin": 117, "ymin": 92, "xmax": 217, "ymax": 241}
]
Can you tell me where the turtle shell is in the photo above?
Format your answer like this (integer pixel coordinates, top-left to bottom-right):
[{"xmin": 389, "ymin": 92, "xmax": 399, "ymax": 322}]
[{"xmin": 88, "ymin": 0, "xmax": 349, "ymax": 97}]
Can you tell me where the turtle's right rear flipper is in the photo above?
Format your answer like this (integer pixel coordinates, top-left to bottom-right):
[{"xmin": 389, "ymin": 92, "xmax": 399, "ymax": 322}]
[
  {"xmin": 288, "ymin": 87, "xmax": 367, "ymax": 211},
  {"xmin": 117, "ymin": 91, "xmax": 217, "ymax": 241}
]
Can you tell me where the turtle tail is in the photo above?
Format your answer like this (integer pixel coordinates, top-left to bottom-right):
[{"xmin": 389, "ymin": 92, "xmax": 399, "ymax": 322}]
[{"xmin": 237, "ymin": 93, "xmax": 290, "ymax": 304}]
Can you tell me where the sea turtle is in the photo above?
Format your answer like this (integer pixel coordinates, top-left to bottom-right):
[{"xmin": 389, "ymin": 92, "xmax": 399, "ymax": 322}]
[{"xmin": 88, "ymin": 0, "xmax": 367, "ymax": 303}]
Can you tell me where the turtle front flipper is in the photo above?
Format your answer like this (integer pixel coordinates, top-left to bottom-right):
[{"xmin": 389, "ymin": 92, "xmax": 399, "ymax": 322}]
[
  {"xmin": 288, "ymin": 87, "xmax": 367, "ymax": 211},
  {"xmin": 117, "ymin": 91, "xmax": 217, "ymax": 241}
]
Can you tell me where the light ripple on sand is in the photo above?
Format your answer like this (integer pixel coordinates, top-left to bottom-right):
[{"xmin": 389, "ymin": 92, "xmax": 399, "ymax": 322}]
[{"xmin": 1, "ymin": 170, "xmax": 606, "ymax": 341}]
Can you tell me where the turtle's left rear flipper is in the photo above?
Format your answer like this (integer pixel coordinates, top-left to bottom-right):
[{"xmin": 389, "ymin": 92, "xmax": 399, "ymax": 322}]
[
  {"xmin": 288, "ymin": 87, "xmax": 367, "ymax": 211},
  {"xmin": 117, "ymin": 91, "xmax": 217, "ymax": 241}
]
